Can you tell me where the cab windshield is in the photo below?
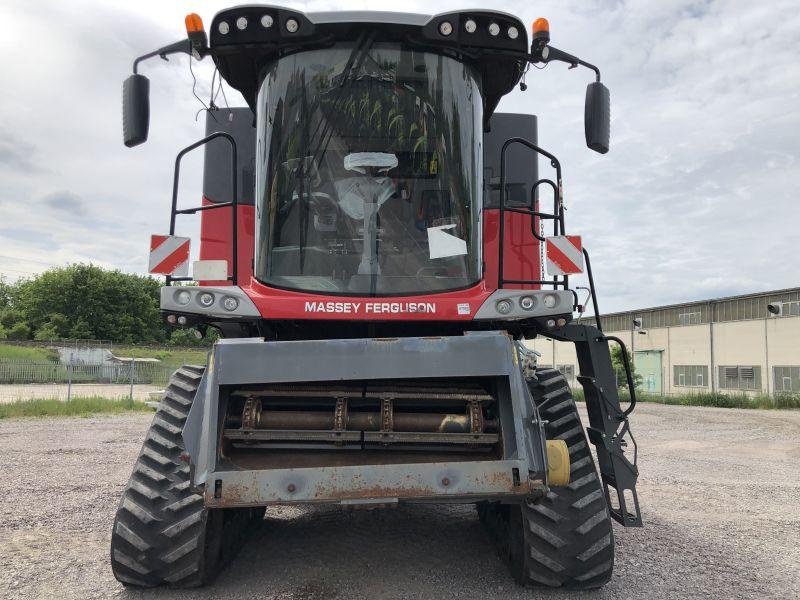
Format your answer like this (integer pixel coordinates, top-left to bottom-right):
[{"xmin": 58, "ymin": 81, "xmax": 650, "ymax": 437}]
[{"xmin": 255, "ymin": 42, "xmax": 483, "ymax": 295}]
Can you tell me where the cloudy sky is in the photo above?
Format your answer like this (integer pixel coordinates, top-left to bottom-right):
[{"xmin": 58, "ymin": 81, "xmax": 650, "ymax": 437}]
[{"xmin": 0, "ymin": 0, "xmax": 798, "ymax": 313}]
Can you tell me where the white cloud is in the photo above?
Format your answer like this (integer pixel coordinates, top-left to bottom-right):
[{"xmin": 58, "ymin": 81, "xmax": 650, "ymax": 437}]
[{"xmin": 0, "ymin": 0, "xmax": 798, "ymax": 312}]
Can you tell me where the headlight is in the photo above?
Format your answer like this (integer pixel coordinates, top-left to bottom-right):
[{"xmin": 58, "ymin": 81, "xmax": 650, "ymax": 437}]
[
  {"xmin": 439, "ymin": 21, "xmax": 453, "ymax": 36},
  {"xmin": 261, "ymin": 14, "xmax": 273, "ymax": 28},
  {"xmin": 507, "ymin": 26, "xmax": 519, "ymax": 40},
  {"xmin": 543, "ymin": 294, "xmax": 559, "ymax": 309},
  {"xmin": 519, "ymin": 296, "xmax": 535, "ymax": 311},
  {"xmin": 218, "ymin": 21, "xmax": 230, "ymax": 35},
  {"xmin": 488, "ymin": 22, "xmax": 500, "ymax": 36},
  {"xmin": 175, "ymin": 290, "xmax": 191, "ymax": 306},
  {"xmin": 236, "ymin": 16, "xmax": 248, "ymax": 30},
  {"xmin": 285, "ymin": 18, "xmax": 299, "ymax": 33},
  {"xmin": 496, "ymin": 299, "xmax": 513, "ymax": 315},
  {"xmin": 198, "ymin": 292, "xmax": 215, "ymax": 307},
  {"xmin": 464, "ymin": 19, "xmax": 477, "ymax": 33},
  {"xmin": 222, "ymin": 296, "xmax": 239, "ymax": 312}
]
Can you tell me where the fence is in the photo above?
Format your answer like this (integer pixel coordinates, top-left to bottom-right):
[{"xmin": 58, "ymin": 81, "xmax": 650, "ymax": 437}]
[{"xmin": 0, "ymin": 359, "xmax": 176, "ymax": 403}]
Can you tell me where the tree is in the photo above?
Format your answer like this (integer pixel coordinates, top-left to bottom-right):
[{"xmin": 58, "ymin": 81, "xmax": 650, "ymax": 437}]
[
  {"xmin": 13, "ymin": 264, "xmax": 165, "ymax": 343},
  {"xmin": 611, "ymin": 345, "xmax": 642, "ymax": 391}
]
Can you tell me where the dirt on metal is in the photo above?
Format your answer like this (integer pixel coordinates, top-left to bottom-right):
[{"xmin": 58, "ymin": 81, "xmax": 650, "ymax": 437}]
[{"xmin": 1, "ymin": 403, "xmax": 799, "ymax": 599}]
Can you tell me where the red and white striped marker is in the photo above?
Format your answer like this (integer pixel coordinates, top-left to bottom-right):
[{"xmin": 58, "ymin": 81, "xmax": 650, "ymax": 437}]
[
  {"xmin": 545, "ymin": 235, "xmax": 584, "ymax": 276},
  {"xmin": 149, "ymin": 235, "xmax": 190, "ymax": 277}
]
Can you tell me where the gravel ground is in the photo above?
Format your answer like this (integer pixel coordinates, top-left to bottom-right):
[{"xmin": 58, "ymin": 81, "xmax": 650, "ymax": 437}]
[
  {"xmin": 0, "ymin": 384, "xmax": 161, "ymax": 404},
  {"xmin": 1, "ymin": 403, "xmax": 798, "ymax": 600}
]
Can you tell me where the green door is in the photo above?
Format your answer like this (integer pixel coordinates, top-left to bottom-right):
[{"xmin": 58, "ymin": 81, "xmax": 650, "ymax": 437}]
[{"xmin": 634, "ymin": 350, "xmax": 662, "ymax": 394}]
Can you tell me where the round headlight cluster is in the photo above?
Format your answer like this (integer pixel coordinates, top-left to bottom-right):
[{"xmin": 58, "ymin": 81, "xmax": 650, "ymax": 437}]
[
  {"xmin": 496, "ymin": 299, "xmax": 513, "ymax": 315},
  {"xmin": 175, "ymin": 290, "xmax": 191, "ymax": 306},
  {"xmin": 222, "ymin": 296, "xmax": 239, "ymax": 312},
  {"xmin": 198, "ymin": 292, "xmax": 215, "ymax": 308},
  {"xmin": 542, "ymin": 293, "xmax": 559, "ymax": 309}
]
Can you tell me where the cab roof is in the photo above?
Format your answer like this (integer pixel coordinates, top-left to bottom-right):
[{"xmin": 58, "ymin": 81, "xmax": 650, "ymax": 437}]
[{"xmin": 209, "ymin": 5, "xmax": 529, "ymax": 128}]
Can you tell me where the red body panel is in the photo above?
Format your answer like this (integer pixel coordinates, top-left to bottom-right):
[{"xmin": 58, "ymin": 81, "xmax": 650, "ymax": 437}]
[
  {"xmin": 199, "ymin": 198, "xmax": 255, "ymax": 286},
  {"xmin": 200, "ymin": 200, "xmax": 542, "ymax": 320}
]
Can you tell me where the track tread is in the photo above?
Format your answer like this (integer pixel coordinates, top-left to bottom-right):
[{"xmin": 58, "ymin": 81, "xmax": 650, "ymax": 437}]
[
  {"xmin": 110, "ymin": 366, "xmax": 260, "ymax": 589},
  {"xmin": 479, "ymin": 367, "xmax": 614, "ymax": 590}
]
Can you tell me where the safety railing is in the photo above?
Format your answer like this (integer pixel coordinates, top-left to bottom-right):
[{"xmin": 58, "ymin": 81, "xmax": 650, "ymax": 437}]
[
  {"xmin": 166, "ymin": 131, "xmax": 239, "ymax": 286},
  {"xmin": 497, "ymin": 137, "xmax": 567, "ymax": 290}
]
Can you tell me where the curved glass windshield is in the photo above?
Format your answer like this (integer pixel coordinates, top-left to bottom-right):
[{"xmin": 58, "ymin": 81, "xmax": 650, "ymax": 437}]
[{"xmin": 255, "ymin": 42, "xmax": 483, "ymax": 295}]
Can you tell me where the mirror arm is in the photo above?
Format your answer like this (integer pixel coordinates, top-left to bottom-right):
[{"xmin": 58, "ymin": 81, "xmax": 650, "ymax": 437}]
[
  {"xmin": 132, "ymin": 39, "xmax": 207, "ymax": 74},
  {"xmin": 528, "ymin": 45, "xmax": 601, "ymax": 82}
]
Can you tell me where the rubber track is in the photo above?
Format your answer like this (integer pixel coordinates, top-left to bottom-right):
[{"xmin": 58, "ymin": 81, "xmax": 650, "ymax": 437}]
[
  {"xmin": 110, "ymin": 366, "xmax": 259, "ymax": 588},
  {"xmin": 479, "ymin": 368, "xmax": 614, "ymax": 589}
]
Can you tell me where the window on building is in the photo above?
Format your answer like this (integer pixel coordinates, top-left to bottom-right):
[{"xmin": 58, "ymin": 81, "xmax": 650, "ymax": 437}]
[
  {"xmin": 556, "ymin": 364, "xmax": 575, "ymax": 382},
  {"xmin": 674, "ymin": 365, "xmax": 708, "ymax": 387},
  {"xmin": 718, "ymin": 365, "xmax": 762, "ymax": 391},
  {"xmin": 773, "ymin": 366, "xmax": 800, "ymax": 393},
  {"xmin": 678, "ymin": 311, "xmax": 701, "ymax": 326}
]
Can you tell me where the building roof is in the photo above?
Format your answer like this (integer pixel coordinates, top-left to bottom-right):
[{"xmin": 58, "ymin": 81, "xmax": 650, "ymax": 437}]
[{"xmin": 579, "ymin": 286, "xmax": 800, "ymax": 330}]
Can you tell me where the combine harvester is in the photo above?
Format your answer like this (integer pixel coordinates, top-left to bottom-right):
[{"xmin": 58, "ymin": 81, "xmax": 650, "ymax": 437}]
[{"xmin": 113, "ymin": 6, "xmax": 642, "ymax": 590}]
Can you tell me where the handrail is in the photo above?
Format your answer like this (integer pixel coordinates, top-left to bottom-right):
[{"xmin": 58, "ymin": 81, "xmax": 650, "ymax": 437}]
[
  {"xmin": 498, "ymin": 137, "xmax": 564, "ymax": 290},
  {"xmin": 167, "ymin": 132, "xmax": 238, "ymax": 286}
]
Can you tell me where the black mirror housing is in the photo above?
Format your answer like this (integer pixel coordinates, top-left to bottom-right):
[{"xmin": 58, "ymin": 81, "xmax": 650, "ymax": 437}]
[
  {"xmin": 123, "ymin": 74, "xmax": 150, "ymax": 147},
  {"xmin": 585, "ymin": 81, "xmax": 610, "ymax": 154}
]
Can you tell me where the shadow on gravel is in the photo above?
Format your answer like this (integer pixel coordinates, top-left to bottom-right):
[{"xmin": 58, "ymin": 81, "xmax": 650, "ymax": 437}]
[
  {"xmin": 120, "ymin": 503, "xmax": 554, "ymax": 600},
  {"xmin": 118, "ymin": 502, "xmax": 797, "ymax": 600}
]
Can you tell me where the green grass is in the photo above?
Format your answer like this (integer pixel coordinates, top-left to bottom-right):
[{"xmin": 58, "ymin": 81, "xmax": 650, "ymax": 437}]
[
  {"xmin": 112, "ymin": 346, "xmax": 208, "ymax": 366},
  {"xmin": 571, "ymin": 387, "xmax": 800, "ymax": 410},
  {"xmin": 0, "ymin": 344, "xmax": 59, "ymax": 361},
  {"xmin": 0, "ymin": 397, "xmax": 153, "ymax": 419}
]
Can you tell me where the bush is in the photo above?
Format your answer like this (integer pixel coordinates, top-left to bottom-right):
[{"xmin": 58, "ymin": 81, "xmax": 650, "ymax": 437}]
[
  {"xmin": 7, "ymin": 322, "xmax": 31, "ymax": 340},
  {"xmin": 34, "ymin": 323, "xmax": 60, "ymax": 341}
]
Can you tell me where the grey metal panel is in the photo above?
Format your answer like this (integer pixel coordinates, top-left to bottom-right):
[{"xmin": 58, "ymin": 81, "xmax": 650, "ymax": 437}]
[
  {"xmin": 160, "ymin": 285, "xmax": 260, "ymax": 318},
  {"xmin": 213, "ymin": 332, "xmax": 518, "ymax": 385},
  {"xmin": 307, "ymin": 10, "xmax": 431, "ymax": 26},
  {"xmin": 484, "ymin": 113, "xmax": 538, "ymax": 208},
  {"xmin": 474, "ymin": 289, "xmax": 573, "ymax": 320},
  {"xmin": 203, "ymin": 107, "xmax": 255, "ymax": 205},
  {"xmin": 182, "ymin": 331, "xmax": 550, "ymax": 499},
  {"xmin": 206, "ymin": 459, "xmax": 534, "ymax": 506}
]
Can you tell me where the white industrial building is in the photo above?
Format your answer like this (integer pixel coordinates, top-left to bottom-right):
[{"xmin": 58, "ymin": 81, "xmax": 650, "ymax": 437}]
[{"xmin": 527, "ymin": 287, "xmax": 800, "ymax": 396}]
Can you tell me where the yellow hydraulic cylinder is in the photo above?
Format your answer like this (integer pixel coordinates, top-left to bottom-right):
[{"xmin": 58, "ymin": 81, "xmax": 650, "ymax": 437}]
[{"xmin": 546, "ymin": 440, "xmax": 571, "ymax": 486}]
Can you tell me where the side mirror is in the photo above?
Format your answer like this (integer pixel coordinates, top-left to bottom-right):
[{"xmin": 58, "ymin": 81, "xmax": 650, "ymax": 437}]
[
  {"xmin": 122, "ymin": 74, "xmax": 150, "ymax": 147},
  {"xmin": 585, "ymin": 81, "xmax": 610, "ymax": 154}
]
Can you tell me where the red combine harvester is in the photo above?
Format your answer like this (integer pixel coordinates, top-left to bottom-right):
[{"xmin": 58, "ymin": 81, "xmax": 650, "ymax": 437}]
[{"xmin": 113, "ymin": 6, "xmax": 641, "ymax": 590}]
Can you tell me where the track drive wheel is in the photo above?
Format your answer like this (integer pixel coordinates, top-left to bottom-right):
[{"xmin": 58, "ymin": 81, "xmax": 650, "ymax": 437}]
[
  {"xmin": 110, "ymin": 366, "xmax": 262, "ymax": 588},
  {"xmin": 479, "ymin": 368, "xmax": 614, "ymax": 589}
]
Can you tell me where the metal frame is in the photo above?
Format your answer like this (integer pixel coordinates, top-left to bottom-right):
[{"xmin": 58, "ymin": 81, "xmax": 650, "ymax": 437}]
[
  {"xmin": 166, "ymin": 131, "xmax": 239, "ymax": 286},
  {"xmin": 549, "ymin": 322, "xmax": 642, "ymax": 526},
  {"xmin": 181, "ymin": 331, "xmax": 550, "ymax": 507},
  {"xmin": 498, "ymin": 137, "xmax": 567, "ymax": 290}
]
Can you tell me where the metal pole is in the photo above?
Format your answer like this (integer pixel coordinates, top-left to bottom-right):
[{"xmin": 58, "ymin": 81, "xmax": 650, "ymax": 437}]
[
  {"xmin": 709, "ymin": 301, "xmax": 716, "ymax": 394},
  {"xmin": 67, "ymin": 352, "xmax": 73, "ymax": 402},
  {"xmin": 129, "ymin": 359, "xmax": 134, "ymax": 402}
]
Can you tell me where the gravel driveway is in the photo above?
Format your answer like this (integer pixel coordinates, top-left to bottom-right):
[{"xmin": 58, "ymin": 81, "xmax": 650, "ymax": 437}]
[{"xmin": 1, "ymin": 404, "xmax": 798, "ymax": 599}]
